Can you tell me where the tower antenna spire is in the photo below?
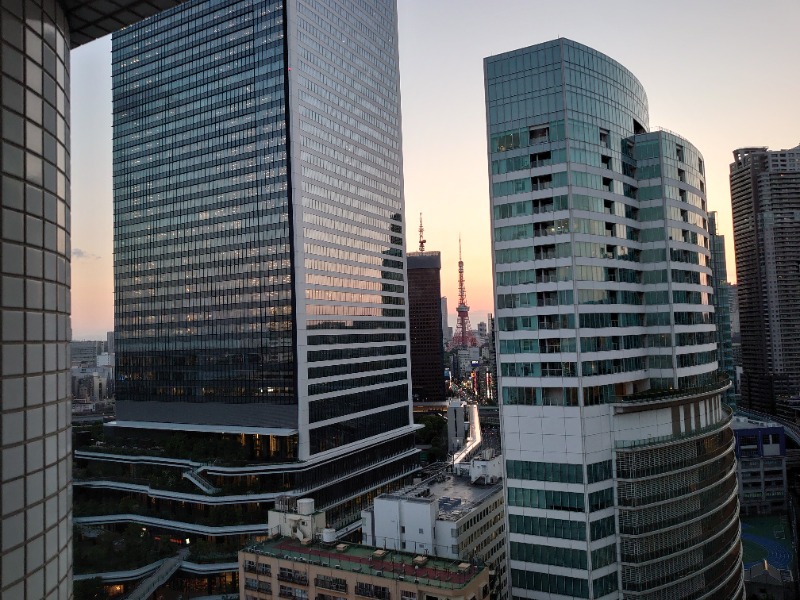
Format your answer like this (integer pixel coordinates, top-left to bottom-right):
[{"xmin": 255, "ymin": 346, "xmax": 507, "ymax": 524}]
[
  {"xmin": 418, "ymin": 213, "xmax": 426, "ymax": 252},
  {"xmin": 452, "ymin": 233, "xmax": 476, "ymax": 348}
]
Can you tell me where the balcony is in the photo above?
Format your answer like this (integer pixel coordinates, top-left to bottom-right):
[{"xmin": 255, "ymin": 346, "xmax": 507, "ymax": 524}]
[
  {"xmin": 278, "ymin": 572, "xmax": 309, "ymax": 586},
  {"xmin": 315, "ymin": 578, "xmax": 348, "ymax": 593}
]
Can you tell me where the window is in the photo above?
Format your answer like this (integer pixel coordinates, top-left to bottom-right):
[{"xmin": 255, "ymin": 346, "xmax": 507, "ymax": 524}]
[
  {"xmin": 677, "ymin": 168, "xmax": 685, "ymax": 182},
  {"xmin": 530, "ymin": 126, "xmax": 549, "ymax": 144},
  {"xmin": 601, "ymin": 155, "xmax": 612, "ymax": 170},
  {"xmin": 599, "ymin": 128, "xmax": 610, "ymax": 148}
]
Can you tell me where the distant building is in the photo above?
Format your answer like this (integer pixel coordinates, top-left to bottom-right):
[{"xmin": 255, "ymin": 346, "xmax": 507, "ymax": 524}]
[
  {"xmin": 744, "ymin": 561, "xmax": 795, "ymax": 600},
  {"xmin": 731, "ymin": 145, "xmax": 800, "ymax": 413},
  {"xmin": 362, "ymin": 469, "xmax": 505, "ymax": 599},
  {"xmin": 732, "ymin": 417, "xmax": 787, "ymax": 515},
  {"xmin": 709, "ymin": 212, "xmax": 735, "ymax": 400},
  {"xmin": 477, "ymin": 322, "xmax": 487, "ymax": 341},
  {"xmin": 106, "ymin": 331, "xmax": 115, "ymax": 354},
  {"xmin": 70, "ymin": 339, "xmax": 106, "ymax": 368},
  {"xmin": 484, "ymin": 314, "xmax": 497, "ymax": 403},
  {"xmin": 239, "ymin": 535, "xmax": 490, "ymax": 600},
  {"xmin": 729, "ymin": 283, "xmax": 740, "ymax": 341},
  {"xmin": 408, "ymin": 252, "xmax": 446, "ymax": 403},
  {"xmin": 70, "ymin": 366, "xmax": 113, "ymax": 402},
  {"xmin": 441, "ymin": 297, "xmax": 451, "ymax": 346}
]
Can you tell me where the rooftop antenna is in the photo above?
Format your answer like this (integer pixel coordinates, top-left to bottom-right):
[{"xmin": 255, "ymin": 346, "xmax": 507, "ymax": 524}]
[{"xmin": 418, "ymin": 213, "xmax": 426, "ymax": 252}]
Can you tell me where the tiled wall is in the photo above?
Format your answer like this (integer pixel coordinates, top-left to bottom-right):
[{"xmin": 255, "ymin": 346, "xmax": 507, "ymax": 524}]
[{"xmin": 1, "ymin": 0, "xmax": 73, "ymax": 597}]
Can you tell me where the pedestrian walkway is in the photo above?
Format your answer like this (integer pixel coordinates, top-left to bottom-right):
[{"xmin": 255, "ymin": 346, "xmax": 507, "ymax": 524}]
[{"xmin": 125, "ymin": 548, "xmax": 189, "ymax": 600}]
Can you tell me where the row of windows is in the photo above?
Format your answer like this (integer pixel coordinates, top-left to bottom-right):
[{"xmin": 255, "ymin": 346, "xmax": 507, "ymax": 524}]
[
  {"xmin": 302, "ymin": 194, "xmax": 403, "ymax": 236},
  {"xmin": 489, "ymin": 119, "xmax": 566, "ymax": 153},
  {"xmin": 492, "ymin": 171, "xmax": 568, "ymax": 198},
  {"xmin": 507, "ymin": 488, "xmax": 585, "ymax": 512},
  {"xmin": 307, "ymin": 344, "xmax": 406, "ymax": 363},
  {"xmin": 510, "ymin": 569, "xmax": 588, "ymax": 598},
  {"xmin": 304, "ymin": 288, "xmax": 404, "ymax": 305},
  {"xmin": 506, "ymin": 460, "xmax": 584, "ymax": 484},
  {"xmin": 500, "ymin": 337, "xmax": 575, "ymax": 354},
  {"xmin": 496, "ymin": 267, "xmax": 571, "ymax": 286},
  {"xmin": 307, "ymin": 320, "xmax": 405, "ymax": 331},
  {"xmin": 677, "ymin": 350, "xmax": 717, "ymax": 368},
  {"xmin": 501, "ymin": 362, "xmax": 576, "ymax": 378},
  {"xmin": 306, "ymin": 305, "xmax": 404, "ymax": 317},
  {"xmin": 591, "ymin": 515, "xmax": 617, "ymax": 540},
  {"xmin": 497, "ymin": 290, "xmax": 573, "ymax": 309},
  {"xmin": 503, "ymin": 386, "xmax": 578, "ymax": 407},
  {"xmin": 308, "ymin": 358, "xmax": 406, "ymax": 380},
  {"xmin": 510, "ymin": 541, "xmax": 587, "ymax": 570},
  {"xmin": 498, "ymin": 314, "xmax": 574, "ymax": 331},
  {"xmin": 582, "ymin": 357, "xmax": 646, "ymax": 376},
  {"xmin": 587, "ymin": 460, "xmax": 613, "ymax": 483},
  {"xmin": 307, "ymin": 333, "xmax": 405, "ymax": 345},
  {"xmin": 578, "ymin": 289, "xmax": 643, "ymax": 306},
  {"xmin": 307, "ymin": 370, "xmax": 406, "ymax": 396},
  {"xmin": 493, "ymin": 195, "xmax": 569, "ymax": 219},
  {"xmin": 305, "ymin": 242, "xmax": 402, "ymax": 270},
  {"xmin": 508, "ymin": 514, "xmax": 585, "ymax": 541},
  {"xmin": 495, "ymin": 243, "xmax": 571, "ymax": 264},
  {"xmin": 309, "ymin": 406, "xmax": 409, "ymax": 454},
  {"xmin": 305, "ymin": 273, "xmax": 403, "ymax": 295}
]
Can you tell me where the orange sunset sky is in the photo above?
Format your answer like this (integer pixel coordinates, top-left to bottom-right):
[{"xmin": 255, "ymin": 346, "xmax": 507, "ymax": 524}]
[{"xmin": 69, "ymin": 0, "xmax": 800, "ymax": 339}]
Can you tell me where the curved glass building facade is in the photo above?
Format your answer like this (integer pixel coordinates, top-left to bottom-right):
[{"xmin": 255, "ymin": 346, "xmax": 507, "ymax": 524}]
[{"xmin": 486, "ymin": 39, "xmax": 741, "ymax": 599}]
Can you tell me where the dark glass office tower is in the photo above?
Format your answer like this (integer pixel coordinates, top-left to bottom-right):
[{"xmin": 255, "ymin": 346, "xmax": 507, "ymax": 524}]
[
  {"xmin": 407, "ymin": 251, "xmax": 446, "ymax": 402},
  {"xmin": 73, "ymin": 0, "xmax": 416, "ymax": 593},
  {"xmin": 111, "ymin": 0, "xmax": 413, "ymax": 453}
]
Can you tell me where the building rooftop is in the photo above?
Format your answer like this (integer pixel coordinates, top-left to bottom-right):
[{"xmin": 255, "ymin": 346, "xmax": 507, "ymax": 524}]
[
  {"xmin": 732, "ymin": 416, "xmax": 783, "ymax": 430},
  {"xmin": 375, "ymin": 471, "xmax": 502, "ymax": 523},
  {"xmin": 243, "ymin": 536, "xmax": 484, "ymax": 590}
]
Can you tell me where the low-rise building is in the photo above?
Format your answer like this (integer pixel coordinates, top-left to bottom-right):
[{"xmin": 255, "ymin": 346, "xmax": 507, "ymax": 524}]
[
  {"xmin": 733, "ymin": 416, "xmax": 788, "ymax": 515},
  {"xmin": 239, "ymin": 536, "xmax": 490, "ymax": 600},
  {"xmin": 744, "ymin": 560, "xmax": 795, "ymax": 600},
  {"xmin": 362, "ymin": 470, "xmax": 505, "ymax": 599}
]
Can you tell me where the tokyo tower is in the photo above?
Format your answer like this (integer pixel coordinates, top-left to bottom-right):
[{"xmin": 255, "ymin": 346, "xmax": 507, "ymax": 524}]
[{"xmin": 451, "ymin": 236, "xmax": 477, "ymax": 348}]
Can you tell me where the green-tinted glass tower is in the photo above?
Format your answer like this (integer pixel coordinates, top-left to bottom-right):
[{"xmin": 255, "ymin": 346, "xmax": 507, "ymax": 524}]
[{"xmin": 486, "ymin": 39, "xmax": 742, "ymax": 599}]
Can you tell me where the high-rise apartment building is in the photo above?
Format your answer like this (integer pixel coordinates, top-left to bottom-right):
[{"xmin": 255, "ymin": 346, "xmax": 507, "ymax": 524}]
[
  {"xmin": 730, "ymin": 145, "xmax": 800, "ymax": 414},
  {"xmin": 407, "ymin": 251, "xmax": 446, "ymax": 402},
  {"xmin": 486, "ymin": 39, "xmax": 741, "ymax": 599},
  {"xmin": 73, "ymin": 0, "xmax": 417, "ymax": 593},
  {"xmin": 709, "ymin": 212, "xmax": 735, "ymax": 401}
]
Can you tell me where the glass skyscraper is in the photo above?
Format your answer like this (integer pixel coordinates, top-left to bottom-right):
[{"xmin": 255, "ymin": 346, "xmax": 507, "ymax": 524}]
[
  {"xmin": 73, "ymin": 0, "xmax": 416, "ymax": 593},
  {"xmin": 111, "ymin": 0, "xmax": 413, "ymax": 458},
  {"xmin": 486, "ymin": 39, "xmax": 742, "ymax": 599}
]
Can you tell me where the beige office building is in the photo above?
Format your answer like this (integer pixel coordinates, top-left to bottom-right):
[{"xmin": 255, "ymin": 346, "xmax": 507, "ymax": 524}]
[{"xmin": 239, "ymin": 536, "xmax": 489, "ymax": 600}]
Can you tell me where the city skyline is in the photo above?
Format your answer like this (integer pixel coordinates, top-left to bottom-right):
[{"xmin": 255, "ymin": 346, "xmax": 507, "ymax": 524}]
[{"xmin": 70, "ymin": 0, "xmax": 800, "ymax": 338}]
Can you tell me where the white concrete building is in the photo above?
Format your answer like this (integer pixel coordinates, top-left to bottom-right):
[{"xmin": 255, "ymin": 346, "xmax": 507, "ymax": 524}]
[{"xmin": 362, "ymin": 470, "xmax": 506, "ymax": 599}]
